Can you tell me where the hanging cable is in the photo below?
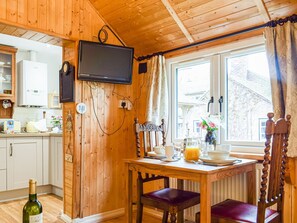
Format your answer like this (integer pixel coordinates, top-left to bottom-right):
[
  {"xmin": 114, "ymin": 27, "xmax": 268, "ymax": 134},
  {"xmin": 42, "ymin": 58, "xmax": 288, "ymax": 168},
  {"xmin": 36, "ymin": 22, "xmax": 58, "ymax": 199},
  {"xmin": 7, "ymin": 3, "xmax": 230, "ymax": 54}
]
[{"xmin": 88, "ymin": 82, "xmax": 126, "ymax": 136}]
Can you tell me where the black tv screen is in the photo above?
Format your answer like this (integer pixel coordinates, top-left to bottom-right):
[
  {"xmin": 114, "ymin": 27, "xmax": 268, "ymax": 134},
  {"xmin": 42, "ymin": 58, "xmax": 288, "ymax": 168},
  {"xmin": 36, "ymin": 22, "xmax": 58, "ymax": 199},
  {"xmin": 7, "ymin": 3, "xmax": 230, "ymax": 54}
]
[{"xmin": 78, "ymin": 40, "xmax": 134, "ymax": 84}]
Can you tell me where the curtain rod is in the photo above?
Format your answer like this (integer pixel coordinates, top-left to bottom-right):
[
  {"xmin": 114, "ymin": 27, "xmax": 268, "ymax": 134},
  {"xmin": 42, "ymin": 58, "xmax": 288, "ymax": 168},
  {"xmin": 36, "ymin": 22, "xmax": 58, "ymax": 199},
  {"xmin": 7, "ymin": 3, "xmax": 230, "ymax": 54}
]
[{"xmin": 137, "ymin": 14, "xmax": 297, "ymax": 61}]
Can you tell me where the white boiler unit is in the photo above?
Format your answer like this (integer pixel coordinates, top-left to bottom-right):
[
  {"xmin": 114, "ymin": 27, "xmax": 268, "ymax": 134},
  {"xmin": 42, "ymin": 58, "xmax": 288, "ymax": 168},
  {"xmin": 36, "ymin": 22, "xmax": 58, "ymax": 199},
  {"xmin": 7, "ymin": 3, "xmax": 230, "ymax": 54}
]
[{"xmin": 18, "ymin": 60, "xmax": 48, "ymax": 107}]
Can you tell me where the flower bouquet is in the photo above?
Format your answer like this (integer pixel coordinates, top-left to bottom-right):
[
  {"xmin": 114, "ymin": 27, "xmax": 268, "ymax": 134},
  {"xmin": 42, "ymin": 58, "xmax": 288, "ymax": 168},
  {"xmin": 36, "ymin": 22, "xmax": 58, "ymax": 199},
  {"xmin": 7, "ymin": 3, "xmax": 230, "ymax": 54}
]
[
  {"xmin": 51, "ymin": 115, "xmax": 63, "ymax": 129},
  {"xmin": 199, "ymin": 118, "xmax": 218, "ymax": 145}
]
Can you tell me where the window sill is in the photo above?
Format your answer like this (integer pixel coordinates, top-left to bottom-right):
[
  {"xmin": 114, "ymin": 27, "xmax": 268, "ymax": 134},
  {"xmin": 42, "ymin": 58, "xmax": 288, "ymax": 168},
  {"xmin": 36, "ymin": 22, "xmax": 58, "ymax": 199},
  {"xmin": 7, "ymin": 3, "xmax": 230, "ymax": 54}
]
[{"xmin": 230, "ymin": 152, "xmax": 264, "ymax": 161}]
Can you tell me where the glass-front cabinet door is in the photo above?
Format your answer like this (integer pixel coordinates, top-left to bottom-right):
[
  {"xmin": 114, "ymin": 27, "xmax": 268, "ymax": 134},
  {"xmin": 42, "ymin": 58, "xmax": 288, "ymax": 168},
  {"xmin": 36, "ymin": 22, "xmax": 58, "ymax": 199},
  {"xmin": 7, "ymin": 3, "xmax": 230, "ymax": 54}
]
[{"xmin": 0, "ymin": 46, "xmax": 17, "ymax": 102}]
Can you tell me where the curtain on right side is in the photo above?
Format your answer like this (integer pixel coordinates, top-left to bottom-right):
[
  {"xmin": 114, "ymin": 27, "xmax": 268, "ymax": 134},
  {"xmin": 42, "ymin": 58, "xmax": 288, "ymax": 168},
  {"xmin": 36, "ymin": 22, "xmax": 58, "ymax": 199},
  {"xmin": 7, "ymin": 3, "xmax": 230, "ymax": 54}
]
[{"xmin": 265, "ymin": 21, "xmax": 297, "ymax": 157}]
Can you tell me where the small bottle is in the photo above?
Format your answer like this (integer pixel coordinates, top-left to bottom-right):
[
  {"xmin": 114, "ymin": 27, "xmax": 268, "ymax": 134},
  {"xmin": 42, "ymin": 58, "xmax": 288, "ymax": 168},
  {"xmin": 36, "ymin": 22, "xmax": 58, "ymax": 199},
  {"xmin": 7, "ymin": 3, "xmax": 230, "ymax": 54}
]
[{"xmin": 23, "ymin": 179, "xmax": 43, "ymax": 223}]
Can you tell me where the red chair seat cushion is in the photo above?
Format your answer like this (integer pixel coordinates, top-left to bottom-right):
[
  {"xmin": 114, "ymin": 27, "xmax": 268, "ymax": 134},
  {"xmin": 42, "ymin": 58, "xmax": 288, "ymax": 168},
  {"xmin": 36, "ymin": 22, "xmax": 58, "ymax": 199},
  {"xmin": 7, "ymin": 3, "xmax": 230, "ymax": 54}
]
[
  {"xmin": 143, "ymin": 188, "xmax": 200, "ymax": 206},
  {"xmin": 211, "ymin": 199, "xmax": 279, "ymax": 222}
]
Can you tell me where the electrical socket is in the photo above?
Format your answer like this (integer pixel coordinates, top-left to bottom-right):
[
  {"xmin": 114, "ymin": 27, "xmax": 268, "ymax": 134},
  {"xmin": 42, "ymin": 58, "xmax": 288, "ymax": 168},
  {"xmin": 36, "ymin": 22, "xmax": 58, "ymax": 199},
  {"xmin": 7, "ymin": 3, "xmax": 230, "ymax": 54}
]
[
  {"xmin": 126, "ymin": 101, "xmax": 132, "ymax": 110},
  {"xmin": 118, "ymin": 100, "xmax": 132, "ymax": 110},
  {"xmin": 119, "ymin": 100, "xmax": 128, "ymax": 109}
]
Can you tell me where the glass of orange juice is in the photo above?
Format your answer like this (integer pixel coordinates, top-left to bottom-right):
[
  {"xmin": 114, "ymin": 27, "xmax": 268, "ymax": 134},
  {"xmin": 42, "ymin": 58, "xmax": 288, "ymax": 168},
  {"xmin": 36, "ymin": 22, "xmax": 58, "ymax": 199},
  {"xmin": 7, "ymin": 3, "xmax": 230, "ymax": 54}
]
[{"xmin": 184, "ymin": 137, "xmax": 201, "ymax": 161}]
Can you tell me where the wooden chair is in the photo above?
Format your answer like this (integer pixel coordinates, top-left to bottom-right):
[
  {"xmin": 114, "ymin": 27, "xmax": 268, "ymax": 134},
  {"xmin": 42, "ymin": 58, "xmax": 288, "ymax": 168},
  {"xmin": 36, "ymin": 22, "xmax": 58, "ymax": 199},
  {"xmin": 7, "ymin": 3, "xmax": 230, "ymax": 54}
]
[
  {"xmin": 134, "ymin": 118, "xmax": 201, "ymax": 223},
  {"xmin": 135, "ymin": 118, "xmax": 167, "ymax": 158},
  {"xmin": 195, "ymin": 113, "xmax": 291, "ymax": 223}
]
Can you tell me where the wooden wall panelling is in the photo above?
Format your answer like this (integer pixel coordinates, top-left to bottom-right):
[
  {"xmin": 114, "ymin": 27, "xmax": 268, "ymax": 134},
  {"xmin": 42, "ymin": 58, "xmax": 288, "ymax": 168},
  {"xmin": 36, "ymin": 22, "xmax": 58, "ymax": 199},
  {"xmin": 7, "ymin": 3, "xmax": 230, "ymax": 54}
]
[
  {"xmin": 17, "ymin": 0, "xmax": 27, "ymax": 25},
  {"xmin": 0, "ymin": 0, "xmax": 98, "ymax": 218},
  {"xmin": 27, "ymin": 0, "xmax": 38, "ymax": 27},
  {"xmin": 70, "ymin": 0, "xmax": 80, "ymax": 39},
  {"xmin": 0, "ymin": 0, "xmax": 139, "ymax": 220},
  {"xmin": 0, "ymin": 0, "xmax": 7, "ymax": 20},
  {"xmin": 6, "ymin": 0, "xmax": 17, "ymax": 22},
  {"xmin": 46, "ymin": 0, "xmax": 56, "ymax": 33},
  {"xmin": 55, "ymin": 0, "xmax": 64, "ymax": 34},
  {"xmin": 79, "ymin": 0, "xmax": 91, "ymax": 41},
  {"xmin": 60, "ymin": 39, "xmax": 83, "ymax": 219},
  {"xmin": 63, "ymin": 0, "xmax": 73, "ymax": 37},
  {"xmin": 38, "ymin": 0, "xmax": 47, "ymax": 30}
]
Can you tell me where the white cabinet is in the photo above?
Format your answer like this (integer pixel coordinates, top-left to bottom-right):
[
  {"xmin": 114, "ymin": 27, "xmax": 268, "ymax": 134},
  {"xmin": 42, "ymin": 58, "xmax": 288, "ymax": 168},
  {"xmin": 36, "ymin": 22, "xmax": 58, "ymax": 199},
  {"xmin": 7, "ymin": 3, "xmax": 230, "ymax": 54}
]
[
  {"xmin": 0, "ymin": 138, "xmax": 7, "ymax": 191},
  {"xmin": 7, "ymin": 137, "xmax": 43, "ymax": 190},
  {"xmin": 49, "ymin": 137, "xmax": 63, "ymax": 188},
  {"xmin": 0, "ymin": 170, "xmax": 6, "ymax": 191},
  {"xmin": 42, "ymin": 137, "xmax": 49, "ymax": 185},
  {"xmin": 0, "ymin": 139, "xmax": 6, "ymax": 169},
  {"xmin": 17, "ymin": 60, "xmax": 48, "ymax": 107}
]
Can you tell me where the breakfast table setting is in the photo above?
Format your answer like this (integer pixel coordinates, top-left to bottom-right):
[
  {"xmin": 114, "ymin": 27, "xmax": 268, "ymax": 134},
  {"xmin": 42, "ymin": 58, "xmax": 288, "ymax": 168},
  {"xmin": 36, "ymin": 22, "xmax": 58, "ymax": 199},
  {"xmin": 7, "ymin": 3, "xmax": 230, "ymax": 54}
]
[{"xmin": 124, "ymin": 143, "xmax": 257, "ymax": 223}]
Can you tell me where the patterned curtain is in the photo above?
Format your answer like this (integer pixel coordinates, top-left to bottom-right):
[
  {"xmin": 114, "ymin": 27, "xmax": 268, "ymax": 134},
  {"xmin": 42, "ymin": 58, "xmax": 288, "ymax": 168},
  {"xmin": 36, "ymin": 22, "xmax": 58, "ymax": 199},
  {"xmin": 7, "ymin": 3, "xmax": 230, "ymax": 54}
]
[
  {"xmin": 265, "ymin": 20, "xmax": 297, "ymax": 157},
  {"xmin": 145, "ymin": 55, "xmax": 169, "ymax": 124}
]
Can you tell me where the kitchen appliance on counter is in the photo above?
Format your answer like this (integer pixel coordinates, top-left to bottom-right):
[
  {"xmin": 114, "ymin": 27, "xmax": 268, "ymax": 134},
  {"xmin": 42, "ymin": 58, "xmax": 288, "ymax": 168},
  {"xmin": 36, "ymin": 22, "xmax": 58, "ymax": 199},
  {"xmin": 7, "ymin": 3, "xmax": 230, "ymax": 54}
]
[
  {"xmin": 17, "ymin": 60, "xmax": 48, "ymax": 107},
  {"xmin": 26, "ymin": 121, "xmax": 39, "ymax": 133},
  {"xmin": 26, "ymin": 119, "xmax": 48, "ymax": 133}
]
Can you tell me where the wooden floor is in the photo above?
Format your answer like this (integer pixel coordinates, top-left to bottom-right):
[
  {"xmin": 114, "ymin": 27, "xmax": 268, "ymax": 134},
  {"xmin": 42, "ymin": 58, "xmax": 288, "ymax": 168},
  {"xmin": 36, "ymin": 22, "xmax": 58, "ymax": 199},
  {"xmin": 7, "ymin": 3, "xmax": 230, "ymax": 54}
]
[
  {"xmin": 0, "ymin": 194, "xmax": 63, "ymax": 223},
  {"xmin": 0, "ymin": 194, "xmax": 189, "ymax": 223}
]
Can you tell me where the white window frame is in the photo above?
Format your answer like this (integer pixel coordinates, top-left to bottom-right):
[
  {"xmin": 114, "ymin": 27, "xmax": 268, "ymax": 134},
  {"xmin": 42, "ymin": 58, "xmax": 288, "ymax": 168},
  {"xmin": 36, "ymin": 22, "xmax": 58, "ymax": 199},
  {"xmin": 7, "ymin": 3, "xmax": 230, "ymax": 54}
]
[
  {"xmin": 166, "ymin": 36, "xmax": 268, "ymax": 154},
  {"xmin": 170, "ymin": 56, "xmax": 216, "ymax": 141},
  {"xmin": 220, "ymin": 44, "xmax": 270, "ymax": 150}
]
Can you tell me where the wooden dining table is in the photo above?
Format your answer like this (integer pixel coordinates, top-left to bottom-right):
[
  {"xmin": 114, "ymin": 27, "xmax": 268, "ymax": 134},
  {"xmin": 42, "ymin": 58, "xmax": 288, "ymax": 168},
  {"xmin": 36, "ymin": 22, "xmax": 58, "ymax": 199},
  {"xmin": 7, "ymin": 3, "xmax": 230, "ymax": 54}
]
[{"xmin": 125, "ymin": 157, "xmax": 257, "ymax": 223}]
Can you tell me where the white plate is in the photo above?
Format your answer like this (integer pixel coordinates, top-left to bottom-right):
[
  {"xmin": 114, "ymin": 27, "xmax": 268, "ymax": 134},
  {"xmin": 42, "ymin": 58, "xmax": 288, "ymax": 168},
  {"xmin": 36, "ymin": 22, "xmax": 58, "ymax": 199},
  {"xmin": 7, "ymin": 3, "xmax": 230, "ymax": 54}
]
[
  {"xmin": 147, "ymin": 151, "xmax": 165, "ymax": 157},
  {"xmin": 161, "ymin": 157, "xmax": 179, "ymax": 162},
  {"xmin": 199, "ymin": 156, "xmax": 238, "ymax": 165}
]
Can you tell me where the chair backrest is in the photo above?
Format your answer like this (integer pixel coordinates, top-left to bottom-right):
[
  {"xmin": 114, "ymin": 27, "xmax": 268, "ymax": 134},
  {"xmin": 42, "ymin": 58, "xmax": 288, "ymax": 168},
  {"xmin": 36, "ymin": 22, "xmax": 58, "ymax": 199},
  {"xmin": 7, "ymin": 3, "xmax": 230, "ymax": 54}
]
[
  {"xmin": 134, "ymin": 118, "xmax": 166, "ymax": 157},
  {"xmin": 257, "ymin": 113, "xmax": 291, "ymax": 222}
]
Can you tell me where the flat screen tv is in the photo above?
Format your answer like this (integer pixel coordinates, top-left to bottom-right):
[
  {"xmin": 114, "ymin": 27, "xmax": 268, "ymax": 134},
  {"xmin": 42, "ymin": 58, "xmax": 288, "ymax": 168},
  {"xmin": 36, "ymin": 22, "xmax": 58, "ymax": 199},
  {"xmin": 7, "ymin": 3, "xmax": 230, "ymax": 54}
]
[{"xmin": 78, "ymin": 40, "xmax": 134, "ymax": 84}]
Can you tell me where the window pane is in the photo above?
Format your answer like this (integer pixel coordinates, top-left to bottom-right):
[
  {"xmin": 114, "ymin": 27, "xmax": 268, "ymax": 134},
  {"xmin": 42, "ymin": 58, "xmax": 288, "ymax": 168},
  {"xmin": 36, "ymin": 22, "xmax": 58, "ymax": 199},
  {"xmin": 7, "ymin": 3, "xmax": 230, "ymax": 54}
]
[
  {"xmin": 176, "ymin": 62, "xmax": 210, "ymax": 139},
  {"xmin": 226, "ymin": 51, "xmax": 272, "ymax": 142}
]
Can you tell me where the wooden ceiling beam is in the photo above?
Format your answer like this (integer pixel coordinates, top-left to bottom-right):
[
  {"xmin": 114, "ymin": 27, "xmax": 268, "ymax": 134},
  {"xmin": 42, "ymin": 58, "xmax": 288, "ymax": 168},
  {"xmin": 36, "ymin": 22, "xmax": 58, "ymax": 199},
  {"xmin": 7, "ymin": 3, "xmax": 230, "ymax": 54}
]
[
  {"xmin": 254, "ymin": 0, "xmax": 271, "ymax": 22},
  {"xmin": 160, "ymin": 0, "xmax": 194, "ymax": 43}
]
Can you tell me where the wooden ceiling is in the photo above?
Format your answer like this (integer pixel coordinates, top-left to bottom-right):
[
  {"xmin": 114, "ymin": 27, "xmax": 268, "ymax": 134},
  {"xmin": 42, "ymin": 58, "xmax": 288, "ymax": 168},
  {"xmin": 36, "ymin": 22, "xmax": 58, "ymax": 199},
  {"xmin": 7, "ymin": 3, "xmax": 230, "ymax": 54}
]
[
  {"xmin": 0, "ymin": 23, "xmax": 63, "ymax": 46},
  {"xmin": 90, "ymin": 0, "xmax": 297, "ymax": 57},
  {"xmin": 1, "ymin": 0, "xmax": 296, "ymax": 58}
]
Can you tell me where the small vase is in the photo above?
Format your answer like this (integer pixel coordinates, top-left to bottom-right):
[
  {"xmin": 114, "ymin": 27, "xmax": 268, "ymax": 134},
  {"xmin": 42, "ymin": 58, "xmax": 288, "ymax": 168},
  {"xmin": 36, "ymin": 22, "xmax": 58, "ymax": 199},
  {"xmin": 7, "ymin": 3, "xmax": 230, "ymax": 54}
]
[
  {"xmin": 205, "ymin": 130, "xmax": 216, "ymax": 145},
  {"xmin": 52, "ymin": 124, "xmax": 62, "ymax": 132}
]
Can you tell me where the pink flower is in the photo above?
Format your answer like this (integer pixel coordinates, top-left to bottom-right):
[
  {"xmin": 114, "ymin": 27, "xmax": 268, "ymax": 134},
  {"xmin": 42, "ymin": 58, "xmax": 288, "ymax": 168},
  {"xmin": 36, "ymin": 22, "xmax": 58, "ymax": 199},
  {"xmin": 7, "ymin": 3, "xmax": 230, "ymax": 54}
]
[
  {"xmin": 199, "ymin": 118, "xmax": 218, "ymax": 131},
  {"xmin": 209, "ymin": 122, "xmax": 216, "ymax": 128}
]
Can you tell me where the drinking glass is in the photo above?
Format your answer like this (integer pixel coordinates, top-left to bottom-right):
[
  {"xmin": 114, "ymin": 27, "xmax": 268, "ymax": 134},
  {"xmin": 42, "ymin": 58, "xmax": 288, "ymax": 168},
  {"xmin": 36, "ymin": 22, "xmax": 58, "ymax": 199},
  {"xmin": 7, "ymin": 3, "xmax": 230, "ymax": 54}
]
[
  {"xmin": 184, "ymin": 137, "xmax": 201, "ymax": 161},
  {"xmin": 165, "ymin": 146, "xmax": 175, "ymax": 160},
  {"xmin": 173, "ymin": 141, "xmax": 183, "ymax": 159}
]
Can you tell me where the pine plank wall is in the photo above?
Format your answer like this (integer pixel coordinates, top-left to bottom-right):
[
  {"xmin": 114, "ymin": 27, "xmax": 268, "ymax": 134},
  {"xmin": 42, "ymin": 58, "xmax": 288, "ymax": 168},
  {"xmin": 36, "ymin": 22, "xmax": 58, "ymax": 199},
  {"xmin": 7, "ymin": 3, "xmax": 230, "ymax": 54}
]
[{"xmin": 0, "ymin": 0, "xmax": 296, "ymax": 222}]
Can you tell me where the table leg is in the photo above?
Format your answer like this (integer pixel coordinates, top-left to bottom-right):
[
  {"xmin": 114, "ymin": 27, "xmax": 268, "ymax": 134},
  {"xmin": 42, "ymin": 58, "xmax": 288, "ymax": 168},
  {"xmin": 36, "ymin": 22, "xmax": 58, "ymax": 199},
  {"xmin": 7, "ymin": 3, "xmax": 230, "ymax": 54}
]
[
  {"xmin": 199, "ymin": 176, "xmax": 211, "ymax": 223},
  {"xmin": 177, "ymin": 179, "xmax": 184, "ymax": 223},
  {"xmin": 126, "ymin": 166, "xmax": 133, "ymax": 223},
  {"xmin": 247, "ymin": 163, "xmax": 257, "ymax": 205}
]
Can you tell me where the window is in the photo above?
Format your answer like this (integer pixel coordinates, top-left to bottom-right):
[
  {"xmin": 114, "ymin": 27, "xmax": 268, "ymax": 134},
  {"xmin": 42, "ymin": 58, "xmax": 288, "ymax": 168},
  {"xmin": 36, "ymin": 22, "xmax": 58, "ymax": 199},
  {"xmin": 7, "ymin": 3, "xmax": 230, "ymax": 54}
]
[
  {"xmin": 258, "ymin": 118, "xmax": 267, "ymax": 141},
  {"xmin": 172, "ymin": 59, "xmax": 212, "ymax": 139},
  {"xmin": 221, "ymin": 47, "xmax": 273, "ymax": 145},
  {"xmin": 168, "ymin": 38, "xmax": 272, "ymax": 151},
  {"xmin": 193, "ymin": 120, "xmax": 202, "ymax": 136}
]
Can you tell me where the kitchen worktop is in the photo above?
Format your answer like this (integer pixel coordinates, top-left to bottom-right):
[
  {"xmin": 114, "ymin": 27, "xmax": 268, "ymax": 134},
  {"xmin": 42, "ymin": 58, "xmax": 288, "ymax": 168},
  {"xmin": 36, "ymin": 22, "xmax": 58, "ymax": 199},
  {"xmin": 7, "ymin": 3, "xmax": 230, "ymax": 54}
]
[{"xmin": 0, "ymin": 132, "xmax": 62, "ymax": 137}]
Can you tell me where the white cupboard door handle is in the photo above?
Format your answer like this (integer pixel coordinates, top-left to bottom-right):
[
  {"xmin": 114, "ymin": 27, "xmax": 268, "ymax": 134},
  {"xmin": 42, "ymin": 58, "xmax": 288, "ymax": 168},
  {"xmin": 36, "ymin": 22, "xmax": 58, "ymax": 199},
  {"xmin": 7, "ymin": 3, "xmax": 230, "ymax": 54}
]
[{"xmin": 10, "ymin": 143, "xmax": 13, "ymax": 156}]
